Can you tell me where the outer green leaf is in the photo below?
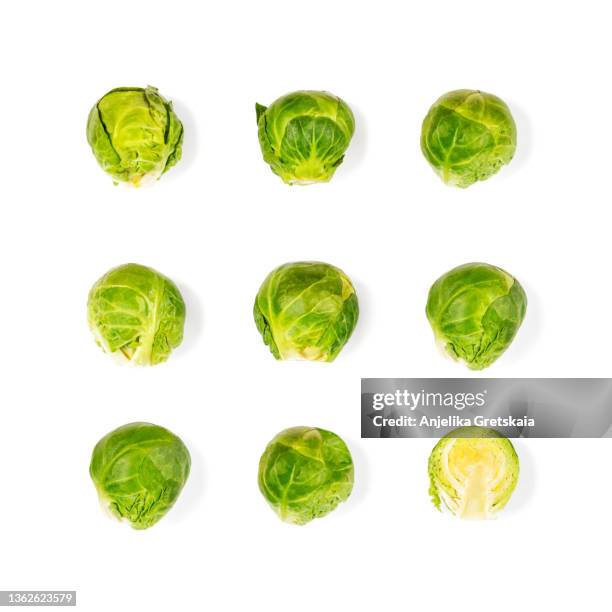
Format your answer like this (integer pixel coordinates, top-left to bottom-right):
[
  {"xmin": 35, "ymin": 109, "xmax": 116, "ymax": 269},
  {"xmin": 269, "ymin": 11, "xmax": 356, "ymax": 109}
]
[
  {"xmin": 258, "ymin": 426, "xmax": 354, "ymax": 525},
  {"xmin": 421, "ymin": 89, "xmax": 516, "ymax": 188},
  {"xmin": 253, "ymin": 261, "xmax": 359, "ymax": 362},
  {"xmin": 86, "ymin": 86, "xmax": 184, "ymax": 185},
  {"xmin": 256, "ymin": 90, "xmax": 355, "ymax": 184},
  {"xmin": 255, "ymin": 103, "xmax": 267, "ymax": 124},
  {"xmin": 428, "ymin": 426, "xmax": 519, "ymax": 519},
  {"xmin": 90, "ymin": 422, "xmax": 191, "ymax": 529},
  {"xmin": 426, "ymin": 262, "xmax": 527, "ymax": 370},
  {"xmin": 87, "ymin": 263, "xmax": 186, "ymax": 366}
]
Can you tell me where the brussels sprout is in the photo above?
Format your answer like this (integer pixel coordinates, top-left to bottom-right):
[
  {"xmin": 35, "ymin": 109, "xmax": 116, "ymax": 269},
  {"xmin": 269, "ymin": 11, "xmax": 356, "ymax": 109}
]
[
  {"xmin": 258, "ymin": 426, "xmax": 354, "ymax": 525},
  {"xmin": 421, "ymin": 89, "xmax": 516, "ymax": 188},
  {"xmin": 253, "ymin": 261, "xmax": 359, "ymax": 362},
  {"xmin": 426, "ymin": 263, "xmax": 527, "ymax": 370},
  {"xmin": 256, "ymin": 90, "xmax": 355, "ymax": 184},
  {"xmin": 428, "ymin": 426, "xmax": 519, "ymax": 520},
  {"xmin": 90, "ymin": 422, "xmax": 191, "ymax": 529},
  {"xmin": 87, "ymin": 263, "xmax": 186, "ymax": 366},
  {"xmin": 86, "ymin": 86, "xmax": 183, "ymax": 185}
]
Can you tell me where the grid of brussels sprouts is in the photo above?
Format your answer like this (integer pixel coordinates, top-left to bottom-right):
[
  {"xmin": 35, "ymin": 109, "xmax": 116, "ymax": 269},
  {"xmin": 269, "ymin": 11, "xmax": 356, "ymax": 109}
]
[
  {"xmin": 428, "ymin": 426, "xmax": 519, "ymax": 519},
  {"xmin": 83, "ymin": 86, "xmax": 527, "ymax": 528},
  {"xmin": 87, "ymin": 86, "xmax": 184, "ymax": 186}
]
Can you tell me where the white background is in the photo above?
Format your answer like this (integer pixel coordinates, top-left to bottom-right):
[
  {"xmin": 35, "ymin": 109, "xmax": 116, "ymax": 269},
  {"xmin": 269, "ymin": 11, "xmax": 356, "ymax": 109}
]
[{"xmin": 1, "ymin": 0, "xmax": 611, "ymax": 610}]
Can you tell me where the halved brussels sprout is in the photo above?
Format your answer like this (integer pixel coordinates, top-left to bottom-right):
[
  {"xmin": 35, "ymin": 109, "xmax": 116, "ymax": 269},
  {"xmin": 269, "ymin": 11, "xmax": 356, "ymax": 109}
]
[
  {"xmin": 258, "ymin": 426, "xmax": 354, "ymax": 525},
  {"xmin": 426, "ymin": 262, "xmax": 527, "ymax": 370},
  {"xmin": 86, "ymin": 86, "xmax": 183, "ymax": 185},
  {"xmin": 90, "ymin": 422, "xmax": 191, "ymax": 529},
  {"xmin": 87, "ymin": 263, "xmax": 186, "ymax": 366},
  {"xmin": 256, "ymin": 90, "xmax": 355, "ymax": 184},
  {"xmin": 428, "ymin": 426, "xmax": 519, "ymax": 519},
  {"xmin": 421, "ymin": 89, "xmax": 516, "ymax": 188},
  {"xmin": 253, "ymin": 261, "xmax": 359, "ymax": 362}
]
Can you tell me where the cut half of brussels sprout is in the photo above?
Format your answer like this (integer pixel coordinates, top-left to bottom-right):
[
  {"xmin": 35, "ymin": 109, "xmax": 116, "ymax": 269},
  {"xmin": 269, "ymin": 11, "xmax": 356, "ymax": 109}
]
[
  {"xmin": 421, "ymin": 89, "xmax": 516, "ymax": 188},
  {"xmin": 426, "ymin": 262, "xmax": 527, "ymax": 370},
  {"xmin": 86, "ymin": 85, "xmax": 183, "ymax": 185},
  {"xmin": 258, "ymin": 426, "xmax": 354, "ymax": 525},
  {"xmin": 90, "ymin": 422, "xmax": 191, "ymax": 529},
  {"xmin": 87, "ymin": 263, "xmax": 186, "ymax": 366},
  {"xmin": 428, "ymin": 426, "xmax": 519, "ymax": 519},
  {"xmin": 253, "ymin": 261, "xmax": 359, "ymax": 362},
  {"xmin": 256, "ymin": 90, "xmax": 355, "ymax": 184}
]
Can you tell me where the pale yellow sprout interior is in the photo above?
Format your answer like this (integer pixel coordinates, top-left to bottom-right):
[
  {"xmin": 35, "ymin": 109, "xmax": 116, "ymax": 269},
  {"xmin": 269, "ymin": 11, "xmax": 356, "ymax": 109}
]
[{"xmin": 440, "ymin": 437, "xmax": 514, "ymax": 519}]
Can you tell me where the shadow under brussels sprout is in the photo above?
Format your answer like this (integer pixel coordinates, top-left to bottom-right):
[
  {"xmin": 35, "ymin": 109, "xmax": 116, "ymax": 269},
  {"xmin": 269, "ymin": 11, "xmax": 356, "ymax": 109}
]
[
  {"xmin": 171, "ymin": 280, "xmax": 204, "ymax": 360},
  {"xmin": 332, "ymin": 102, "xmax": 367, "ymax": 180},
  {"xmin": 160, "ymin": 438, "xmax": 206, "ymax": 525},
  {"xmin": 333, "ymin": 273, "xmax": 370, "ymax": 358},
  {"xmin": 499, "ymin": 438, "xmax": 535, "ymax": 517},
  {"xmin": 159, "ymin": 98, "xmax": 198, "ymax": 183},
  {"xmin": 338, "ymin": 436, "xmax": 369, "ymax": 509},
  {"xmin": 490, "ymin": 99, "xmax": 533, "ymax": 182},
  {"xmin": 487, "ymin": 277, "xmax": 542, "ymax": 369}
]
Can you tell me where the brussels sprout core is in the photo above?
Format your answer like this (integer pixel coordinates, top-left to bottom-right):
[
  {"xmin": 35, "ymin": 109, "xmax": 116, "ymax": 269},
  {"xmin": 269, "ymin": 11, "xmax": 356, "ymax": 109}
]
[
  {"xmin": 258, "ymin": 426, "xmax": 354, "ymax": 525},
  {"xmin": 87, "ymin": 263, "xmax": 186, "ymax": 366},
  {"xmin": 421, "ymin": 89, "xmax": 516, "ymax": 188},
  {"xmin": 256, "ymin": 91, "xmax": 355, "ymax": 184},
  {"xmin": 428, "ymin": 427, "xmax": 519, "ymax": 519},
  {"xmin": 426, "ymin": 262, "xmax": 527, "ymax": 370},
  {"xmin": 90, "ymin": 422, "xmax": 191, "ymax": 529},
  {"xmin": 86, "ymin": 86, "xmax": 183, "ymax": 185},
  {"xmin": 253, "ymin": 261, "xmax": 359, "ymax": 362}
]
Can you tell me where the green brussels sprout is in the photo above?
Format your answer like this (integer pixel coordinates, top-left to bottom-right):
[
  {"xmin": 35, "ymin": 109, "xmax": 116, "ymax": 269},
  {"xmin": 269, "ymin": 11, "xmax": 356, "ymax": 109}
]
[
  {"xmin": 258, "ymin": 426, "xmax": 354, "ymax": 525},
  {"xmin": 87, "ymin": 263, "xmax": 186, "ymax": 366},
  {"xmin": 90, "ymin": 422, "xmax": 191, "ymax": 529},
  {"xmin": 421, "ymin": 89, "xmax": 516, "ymax": 188},
  {"xmin": 253, "ymin": 261, "xmax": 359, "ymax": 362},
  {"xmin": 428, "ymin": 426, "xmax": 519, "ymax": 520},
  {"xmin": 256, "ymin": 90, "xmax": 355, "ymax": 184},
  {"xmin": 86, "ymin": 86, "xmax": 183, "ymax": 186},
  {"xmin": 426, "ymin": 263, "xmax": 527, "ymax": 370}
]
